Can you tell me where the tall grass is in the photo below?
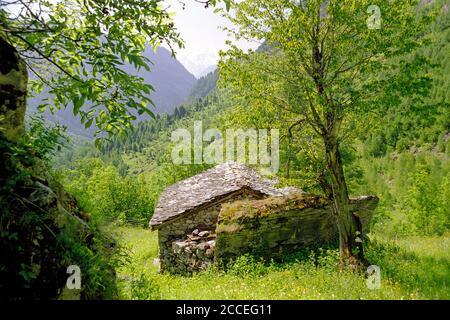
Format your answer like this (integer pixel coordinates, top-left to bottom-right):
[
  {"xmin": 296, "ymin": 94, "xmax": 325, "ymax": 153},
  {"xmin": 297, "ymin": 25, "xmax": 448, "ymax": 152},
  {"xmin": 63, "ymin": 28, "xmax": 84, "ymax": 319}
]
[{"xmin": 114, "ymin": 227, "xmax": 450, "ymax": 300}]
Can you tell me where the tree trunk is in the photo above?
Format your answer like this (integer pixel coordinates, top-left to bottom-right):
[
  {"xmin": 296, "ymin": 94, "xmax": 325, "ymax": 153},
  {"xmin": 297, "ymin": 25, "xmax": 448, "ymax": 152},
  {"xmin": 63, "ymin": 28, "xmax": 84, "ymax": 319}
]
[
  {"xmin": 0, "ymin": 36, "xmax": 28, "ymax": 142},
  {"xmin": 323, "ymin": 133, "xmax": 365, "ymax": 268}
]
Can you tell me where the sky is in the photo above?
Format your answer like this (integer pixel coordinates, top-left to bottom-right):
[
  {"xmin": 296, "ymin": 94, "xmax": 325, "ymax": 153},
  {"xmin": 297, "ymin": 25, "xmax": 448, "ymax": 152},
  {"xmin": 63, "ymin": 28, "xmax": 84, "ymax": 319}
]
[{"xmin": 164, "ymin": 1, "xmax": 259, "ymax": 78}]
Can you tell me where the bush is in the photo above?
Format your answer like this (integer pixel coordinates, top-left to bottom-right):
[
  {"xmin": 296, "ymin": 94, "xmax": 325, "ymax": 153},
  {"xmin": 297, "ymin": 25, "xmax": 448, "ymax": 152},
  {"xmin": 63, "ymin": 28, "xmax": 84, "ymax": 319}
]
[
  {"xmin": 62, "ymin": 158, "xmax": 155, "ymax": 226},
  {"xmin": 355, "ymin": 149, "xmax": 449, "ymax": 237},
  {"xmin": 405, "ymin": 163, "xmax": 449, "ymax": 235},
  {"xmin": 226, "ymin": 254, "xmax": 271, "ymax": 278},
  {"xmin": 25, "ymin": 116, "xmax": 68, "ymax": 162}
]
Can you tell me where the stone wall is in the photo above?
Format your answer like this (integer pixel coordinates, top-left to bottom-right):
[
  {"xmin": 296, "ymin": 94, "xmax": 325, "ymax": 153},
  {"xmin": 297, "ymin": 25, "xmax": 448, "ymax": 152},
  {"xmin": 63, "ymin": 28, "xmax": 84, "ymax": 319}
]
[
  {"xmin": 170, "ymin": 230, "xmax": 216, "ymax": 273},
  {"xmin": 215, "ymin": 194, "xmax": 379, "ymax": 263},
  {"xmin": 157, "ymin": 189, "xmax": 263, "ymax": 274}
]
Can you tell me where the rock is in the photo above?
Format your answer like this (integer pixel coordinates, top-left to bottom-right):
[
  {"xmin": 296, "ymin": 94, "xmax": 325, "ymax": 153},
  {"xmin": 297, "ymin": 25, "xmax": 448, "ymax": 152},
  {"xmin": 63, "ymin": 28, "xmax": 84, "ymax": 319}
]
[
  {"xmin": 168, "ymin": 229, "xmax": 217, "ymax": 274},
  {"xmin": 0, "ymin": 37, "xmax": 28, "ymax": 142},
  {"xmin": 197, "ymin": 242, "xmax": 209, "ymax": 250},
  {"xmin": 198, "ymin": 230, "xmax": 210, "ymax": 237},
  {"xmin": 172, "ymin": 241, "xmax": 188, "ymax": 253},
  {"xmin": 187, "ymin": 234, "xmax": 201, "ymax": 241}
]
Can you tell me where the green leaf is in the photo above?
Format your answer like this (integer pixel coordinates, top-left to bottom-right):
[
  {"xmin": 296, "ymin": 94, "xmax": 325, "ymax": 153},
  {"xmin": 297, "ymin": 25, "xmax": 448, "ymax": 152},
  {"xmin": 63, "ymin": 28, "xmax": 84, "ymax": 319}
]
[
  {"xmin": 73, "ymin": 96, "xmax": 85, "ymax": 116},
  {"xmin": 37, "ymin": 104, "xmax": 47, "ymax": 113},
  {"xmin": 85, "ymin": 118, "xmax": 93, "ymax": 129}
]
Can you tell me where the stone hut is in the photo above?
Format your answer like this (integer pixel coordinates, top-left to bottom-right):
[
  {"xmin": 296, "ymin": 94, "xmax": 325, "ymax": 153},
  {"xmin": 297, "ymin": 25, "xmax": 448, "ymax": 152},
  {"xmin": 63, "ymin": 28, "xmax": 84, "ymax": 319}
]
[
  {"xmin": 150, "ymin": 162, "xmax": 378, "ymax": 274},
  {"xmin": 149, "ymin": 162, "xmax": 302, "ymax": 274}
]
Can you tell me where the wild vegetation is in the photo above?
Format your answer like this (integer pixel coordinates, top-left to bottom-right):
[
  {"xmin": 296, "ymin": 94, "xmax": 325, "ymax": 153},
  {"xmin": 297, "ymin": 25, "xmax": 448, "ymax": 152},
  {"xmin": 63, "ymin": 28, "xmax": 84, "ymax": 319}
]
[
  {"xmin": 0, "ymin": 117, "xmax": 121, "ymax": 299},
  {"xmin": 0, "ymin": 0, "xmax": 449, "ymax": 299},
  {"xmin": 115, "ymin": 227, "xmax": 449, "ymax": 300}
]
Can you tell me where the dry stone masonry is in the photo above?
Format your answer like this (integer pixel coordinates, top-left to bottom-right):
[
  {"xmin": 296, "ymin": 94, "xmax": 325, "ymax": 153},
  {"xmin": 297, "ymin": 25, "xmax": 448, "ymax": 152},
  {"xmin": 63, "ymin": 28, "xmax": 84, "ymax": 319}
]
[
  {"xmin": 171, "ymin": 229, "xmax": 216, "ymax": 273},
  {"xmin": 150, "ymin": 162, "xmax": 378, "ymax": 275},
  {"xmin": 215, "ymin": 194, "xmax": 379, "ymax": 263},
  {"xmin": 156, "ymin": 191, "xmax": 261, "ymax": 274}
]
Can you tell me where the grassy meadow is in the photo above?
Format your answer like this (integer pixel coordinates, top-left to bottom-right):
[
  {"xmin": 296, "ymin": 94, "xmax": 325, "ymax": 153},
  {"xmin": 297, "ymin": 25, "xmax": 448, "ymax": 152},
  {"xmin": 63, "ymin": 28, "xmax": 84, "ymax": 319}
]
[{"xmin": 113, "ymin": 227, "xmax": 450, "ymax": 300}]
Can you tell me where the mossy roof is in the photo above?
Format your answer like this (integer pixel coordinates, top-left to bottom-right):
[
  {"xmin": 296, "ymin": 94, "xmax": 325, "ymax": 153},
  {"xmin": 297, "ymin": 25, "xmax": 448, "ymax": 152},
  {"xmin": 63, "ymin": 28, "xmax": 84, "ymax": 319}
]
[
  {"xmin": 218, "ymin": 194, "xmax": 379, "ymax": 224},
  {"xmin": 149, "ymin": 162, "xmax": 303, "ymax": 230},
  {"xmin": 218, "ymin": 193, "xmax": 329, "ymax": 223}
]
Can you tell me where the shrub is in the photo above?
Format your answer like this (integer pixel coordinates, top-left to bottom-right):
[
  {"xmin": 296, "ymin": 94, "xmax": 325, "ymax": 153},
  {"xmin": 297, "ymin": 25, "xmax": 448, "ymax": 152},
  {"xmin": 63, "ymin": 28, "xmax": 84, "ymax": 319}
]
[
  {"xmin": 226, "ymin": 254, "xmax": 270, "ymax": 278},
  {"xmin": 62, "ymin": 158, "xmax": 155, "ymax": 226},
  {"xmin": 405, "ymin": 163, "xmax": 449, "ymax": 235}
]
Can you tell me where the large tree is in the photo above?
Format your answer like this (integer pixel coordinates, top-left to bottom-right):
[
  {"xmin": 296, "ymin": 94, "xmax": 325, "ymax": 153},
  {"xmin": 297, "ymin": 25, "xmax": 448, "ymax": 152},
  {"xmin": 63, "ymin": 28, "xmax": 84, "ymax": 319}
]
[{"xmin": 219, "ymin": 0, "xmax": 436, "ymax": 266}]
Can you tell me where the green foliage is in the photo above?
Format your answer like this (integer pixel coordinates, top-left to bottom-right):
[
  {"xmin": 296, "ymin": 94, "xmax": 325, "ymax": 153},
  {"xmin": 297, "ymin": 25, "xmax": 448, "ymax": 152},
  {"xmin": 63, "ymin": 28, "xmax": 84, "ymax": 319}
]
[
  {"xmin": 24, "ymin": 116, "xmax": 68, "ymax": 162},
  {"xmin": 0, "ymin": 124, "xmax": 121, "ymax": 299},
  {"xmin": 406, "ymin": 163, "xmax": 449, "ymax": 235},
  {"xmin": 61, "ymin": 158, "xmax": 155, "ymax": 226},
  {"xmin": 354, "ymin": 149, "xmax": 449, "ymax": 237},
  {"xmin": 116, "ymin": 226, "xmax": 450, "ymax": 299},
  {"xmin": 226, "ymin": 254, "xmax": 270, "ymax": 278},
  {"xmin": 219, "ymin": 0, "xmax": 434, "ymax": 143},
  {"xmin": 1, "ymin": 0, "xmax": 182, "ymax": 140},
  {"xmin": 361, "ymin": 0, "xmax": 450, "ymax": 153}
]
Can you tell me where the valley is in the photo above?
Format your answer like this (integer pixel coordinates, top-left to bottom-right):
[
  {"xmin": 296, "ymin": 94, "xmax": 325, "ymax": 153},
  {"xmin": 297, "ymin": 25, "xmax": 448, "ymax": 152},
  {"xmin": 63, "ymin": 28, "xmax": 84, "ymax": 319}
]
[{"xmin": 1, "ymin": 0, "xmax": 449, "ymax": 301}]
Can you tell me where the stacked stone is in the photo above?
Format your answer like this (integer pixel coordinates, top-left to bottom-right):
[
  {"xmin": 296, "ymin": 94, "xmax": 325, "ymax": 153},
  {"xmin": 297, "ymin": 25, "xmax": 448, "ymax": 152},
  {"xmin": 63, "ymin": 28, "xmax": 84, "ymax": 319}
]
[{"xmin": 171, "ymin": 229, "xmax": 216, "ymax": 273}]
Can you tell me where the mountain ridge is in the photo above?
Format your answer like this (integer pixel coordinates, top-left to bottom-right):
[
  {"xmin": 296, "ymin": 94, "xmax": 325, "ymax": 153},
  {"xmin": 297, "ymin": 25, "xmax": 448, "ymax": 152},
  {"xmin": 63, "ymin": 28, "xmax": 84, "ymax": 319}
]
[{"xmin": 28, "ymin": 46, "xmax": 197, "ymax": 138}]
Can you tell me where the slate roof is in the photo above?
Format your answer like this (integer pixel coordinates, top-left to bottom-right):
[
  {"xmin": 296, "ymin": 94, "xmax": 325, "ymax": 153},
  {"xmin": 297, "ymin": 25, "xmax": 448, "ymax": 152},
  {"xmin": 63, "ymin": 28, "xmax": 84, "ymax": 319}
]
[{"xmin": 149, "ymin": 162, "xmax": 303, "ymax": 229}]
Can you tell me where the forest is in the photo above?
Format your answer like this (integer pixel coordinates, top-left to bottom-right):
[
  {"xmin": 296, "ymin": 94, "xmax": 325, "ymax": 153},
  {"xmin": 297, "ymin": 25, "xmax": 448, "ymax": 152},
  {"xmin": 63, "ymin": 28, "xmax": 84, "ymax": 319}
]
[{"xmin": 0, "ymin": 0, "xmax": 449, "ymax": 300}]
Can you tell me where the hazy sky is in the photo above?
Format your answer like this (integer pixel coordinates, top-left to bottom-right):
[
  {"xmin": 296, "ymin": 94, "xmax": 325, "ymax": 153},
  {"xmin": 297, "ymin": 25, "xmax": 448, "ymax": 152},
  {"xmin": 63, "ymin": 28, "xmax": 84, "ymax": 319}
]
[{"xmin": 165, "ymin": 1, "xmax": 259, "ymax": 78}]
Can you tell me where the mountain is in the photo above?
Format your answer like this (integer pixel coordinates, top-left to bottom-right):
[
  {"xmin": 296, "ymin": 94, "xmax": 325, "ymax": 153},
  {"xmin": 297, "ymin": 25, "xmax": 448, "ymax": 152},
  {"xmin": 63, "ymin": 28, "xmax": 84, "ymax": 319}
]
[
  {"xmin": 197, "ymin": 65, "xmax": 217, "ymax": 78},
  {"xmin": 187, "ymin": 69, "xmax": 219, "ymax": 102},
  {"xmin": 140, "ymin": 46, "xmax": 197, "ymax": 114},
  {"xmin": 28, "ymin": 46, "xmax": 196, "ymax": 138}
]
